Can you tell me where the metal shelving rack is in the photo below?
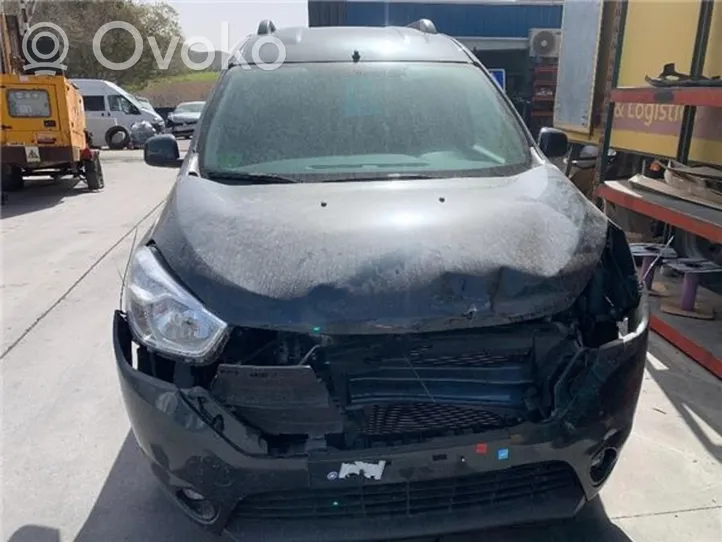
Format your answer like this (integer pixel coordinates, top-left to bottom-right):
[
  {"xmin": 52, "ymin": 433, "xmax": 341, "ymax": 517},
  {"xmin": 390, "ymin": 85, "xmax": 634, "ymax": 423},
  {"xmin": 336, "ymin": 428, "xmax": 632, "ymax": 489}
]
[
  {"xmin": 592, "ymin": 0, "xmax": 722, "ymax": 378},
  {"xmin": 529, "ymin": 64, "xmax": 558, "ymax": 135}
]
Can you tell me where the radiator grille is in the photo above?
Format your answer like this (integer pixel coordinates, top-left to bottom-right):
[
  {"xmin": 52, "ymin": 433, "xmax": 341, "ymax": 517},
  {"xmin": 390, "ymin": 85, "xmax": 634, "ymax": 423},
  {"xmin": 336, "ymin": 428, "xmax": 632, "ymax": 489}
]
[
  {"xmin": 360, "ymin": 403, "xmax": 512, "ymax": 438},
  {"xmin": 235, "ymin": 461, "xmax": 579, "ymax": 521},
  {"xmin": 405, "ymin": 348, "xmax": 527, "ymax": 368}
]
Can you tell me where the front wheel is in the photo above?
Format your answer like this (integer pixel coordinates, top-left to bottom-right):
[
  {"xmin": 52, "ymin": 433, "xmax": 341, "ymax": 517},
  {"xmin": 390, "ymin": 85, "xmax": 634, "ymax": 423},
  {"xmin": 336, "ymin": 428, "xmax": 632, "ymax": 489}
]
[{"xmin": 83, "ymin": 153, "xmax": 105, "ymax": 190}]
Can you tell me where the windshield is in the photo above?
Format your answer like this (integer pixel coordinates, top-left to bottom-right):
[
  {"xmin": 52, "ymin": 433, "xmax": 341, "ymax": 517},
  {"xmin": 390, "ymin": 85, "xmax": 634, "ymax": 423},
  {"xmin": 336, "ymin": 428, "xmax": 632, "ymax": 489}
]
[
  {"xmin": 199, "ymin": 62, "xmax": 531, "ymax": 181},
  {"xmin": 176, "ymin": 102, "xmax": 204, "ymax": 113}
]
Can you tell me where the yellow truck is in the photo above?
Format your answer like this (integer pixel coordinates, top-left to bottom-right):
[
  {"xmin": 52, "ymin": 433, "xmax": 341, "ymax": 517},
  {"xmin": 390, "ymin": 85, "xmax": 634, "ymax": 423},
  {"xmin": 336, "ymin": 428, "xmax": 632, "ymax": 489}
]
[
  {"xmin": 0, "ymin": 74, "xmax": 103, "ymax": 191},
  {"xmin": 1, "ymin": 1, "xmax": 103, "ymax": 195}
]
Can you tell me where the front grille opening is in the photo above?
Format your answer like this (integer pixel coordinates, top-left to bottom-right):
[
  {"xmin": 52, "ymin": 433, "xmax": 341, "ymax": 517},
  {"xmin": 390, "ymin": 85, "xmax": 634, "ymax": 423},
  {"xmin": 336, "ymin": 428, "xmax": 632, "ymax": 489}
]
[
  {"xmin": 350, "ymin": 403, "xmax": 519, "ymax": 447},
  {"xmin": 245, "ymin": 403, "xmax": 523, "ymax": 454},
  {"xmin": 405, "ymin": 350, "xmax": 529, "ymax": 368},
  {"xmin": 362, "ymin": 403, "xmax": 511, "ymax": 436},
  {"xmin": 234, "ymin": 461, "xmax": 580, "ymax": 521},
  {"xmin": 210, "ymin": 323, "xmax": 574, "ymax": 452}
]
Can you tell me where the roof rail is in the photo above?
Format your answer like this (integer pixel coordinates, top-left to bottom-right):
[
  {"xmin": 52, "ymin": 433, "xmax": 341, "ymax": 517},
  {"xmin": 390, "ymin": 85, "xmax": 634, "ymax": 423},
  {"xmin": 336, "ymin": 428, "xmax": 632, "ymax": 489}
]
[
  {"xmin": 407, "ymin": 19, "xmax": 437, "ymax": 34},
  {"xmin": 257, "ymin": 20, "xmax": 276, "ymax": 35}
]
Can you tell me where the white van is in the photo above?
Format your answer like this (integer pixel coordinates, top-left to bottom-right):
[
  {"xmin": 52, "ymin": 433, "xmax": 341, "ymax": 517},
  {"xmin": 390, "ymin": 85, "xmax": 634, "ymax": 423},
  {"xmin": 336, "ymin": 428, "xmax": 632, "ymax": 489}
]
[{"xmin": 71, "ymin": 79, "xmax": 165, "ymax": 149}]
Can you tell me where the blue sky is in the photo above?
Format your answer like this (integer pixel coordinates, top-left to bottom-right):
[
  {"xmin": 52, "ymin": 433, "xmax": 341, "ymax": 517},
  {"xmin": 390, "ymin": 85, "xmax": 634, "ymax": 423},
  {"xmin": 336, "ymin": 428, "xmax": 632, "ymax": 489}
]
[{"xmin": 163, "ymin": 1, "xmax": 309, "ymax": 50}]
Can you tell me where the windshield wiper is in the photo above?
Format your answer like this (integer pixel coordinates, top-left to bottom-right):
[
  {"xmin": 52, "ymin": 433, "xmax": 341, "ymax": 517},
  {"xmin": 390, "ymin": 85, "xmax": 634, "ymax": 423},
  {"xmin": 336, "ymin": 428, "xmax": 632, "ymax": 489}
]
[
  {"xmin": 204, "ymin": 171, "xmax": 300, "ymax": 184},
  {"xmin": 323, "ymin": 173, "xmax": 438, "ymax": 183}
]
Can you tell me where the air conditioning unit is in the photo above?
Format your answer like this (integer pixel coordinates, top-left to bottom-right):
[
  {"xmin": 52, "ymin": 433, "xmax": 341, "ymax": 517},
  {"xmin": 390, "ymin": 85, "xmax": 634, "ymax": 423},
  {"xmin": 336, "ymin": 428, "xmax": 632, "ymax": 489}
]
[{"xmin": 529, "ymin": 28, "xmax": 562, "ymax": 58}]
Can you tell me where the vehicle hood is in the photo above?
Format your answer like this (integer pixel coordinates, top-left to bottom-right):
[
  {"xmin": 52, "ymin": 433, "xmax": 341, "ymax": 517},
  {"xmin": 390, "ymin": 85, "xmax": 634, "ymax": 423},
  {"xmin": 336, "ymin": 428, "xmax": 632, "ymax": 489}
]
[
  {"xmin": 168, "ymin": 112, "xmax": 200, "ymax": 123},
  {"xmin": 150, "ymin": 164, "xmax": 610, "ymax": 333}
]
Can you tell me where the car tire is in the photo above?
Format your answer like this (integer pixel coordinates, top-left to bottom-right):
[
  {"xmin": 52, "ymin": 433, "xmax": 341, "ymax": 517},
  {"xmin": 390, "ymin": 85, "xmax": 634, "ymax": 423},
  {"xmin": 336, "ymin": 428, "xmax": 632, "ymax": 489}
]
[
  {"xmin": 83, "ymin": 153, "xmax": 105, "ymax": 190},
  {"xmin": 1, "ymin": 165, "xmax": 24, "ymax": 192},
  {"xmin": 106, "ymin": 126, "xmax": 131, "ymax": 150}
]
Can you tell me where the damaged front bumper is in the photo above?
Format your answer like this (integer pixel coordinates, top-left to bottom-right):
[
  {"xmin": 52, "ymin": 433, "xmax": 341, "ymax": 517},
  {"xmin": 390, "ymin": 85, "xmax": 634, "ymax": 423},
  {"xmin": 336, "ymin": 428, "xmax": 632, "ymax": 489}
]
[
  {"xmin": 112, "ymin": 299, "xmax": 648, "ymax": 542},
  {"xmin": 166, "ymin": 123, "xmax": 196, "ymax": 137}
]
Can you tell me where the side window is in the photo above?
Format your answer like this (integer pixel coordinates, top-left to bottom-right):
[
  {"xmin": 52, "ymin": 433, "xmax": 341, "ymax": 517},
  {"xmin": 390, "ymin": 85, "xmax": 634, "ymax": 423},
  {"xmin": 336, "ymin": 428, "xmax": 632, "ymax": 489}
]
[
  {"xmin": 108, "ymin": 94, "xmax": 139, "ymax": 115},
  {"xmin": 82, "ymin": 95, "xmax": 106, "ymax": 112},
  {"xmin": 108, "ymin": 94, "xmax": 126, "ymax": 113}
]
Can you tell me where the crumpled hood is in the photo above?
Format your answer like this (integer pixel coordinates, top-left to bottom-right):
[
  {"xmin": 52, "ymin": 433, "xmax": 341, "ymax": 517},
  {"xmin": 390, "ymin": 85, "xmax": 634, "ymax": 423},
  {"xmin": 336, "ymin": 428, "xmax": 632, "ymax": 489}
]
[
  {"xmin": 168, "ymin": 112, "xmax": 200, "ymax": 123},
  {"xmin": 150, "ymin": 164, "xmax": 609, "ymax": 333}
]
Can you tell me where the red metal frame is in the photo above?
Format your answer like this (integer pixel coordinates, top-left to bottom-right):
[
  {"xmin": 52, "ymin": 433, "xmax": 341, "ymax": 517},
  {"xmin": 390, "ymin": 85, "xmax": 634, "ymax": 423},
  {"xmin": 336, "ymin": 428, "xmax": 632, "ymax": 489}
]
[
  {"xmin": 610, "ymin": 86, "xmax": 722, "ymax": 108},
  {"xmin": 650, "ymin": 315, "xmax": 722, "ymax": 379},
  {"xmin": 596, "ymin": 183, "xmax": 722, "ymax": 244},
  {"xmin": 597, "ymin": 182, "xmax": 722, "ymax": 379},
  {"xmin": 592, "ymin": 4, "xmax": 722, "ymax": 379}
]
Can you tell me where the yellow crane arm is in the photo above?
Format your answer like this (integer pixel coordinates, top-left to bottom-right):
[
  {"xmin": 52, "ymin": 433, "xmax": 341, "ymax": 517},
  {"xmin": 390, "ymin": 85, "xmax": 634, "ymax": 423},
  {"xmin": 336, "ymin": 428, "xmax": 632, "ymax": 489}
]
[{"xmin": 1, "ymin": 0, "xmax": 38, "ymax": 74}]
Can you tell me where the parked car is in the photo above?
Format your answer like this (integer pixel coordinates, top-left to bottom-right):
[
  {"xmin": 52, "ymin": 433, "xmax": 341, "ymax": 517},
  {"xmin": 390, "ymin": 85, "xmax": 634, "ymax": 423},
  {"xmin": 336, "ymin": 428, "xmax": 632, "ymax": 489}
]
[
  {"xmin": 72, "ymin": 79, "xmax": 165, "ymax": 149},
  {"xmin": 114, "ymin": 19, "xmax": 649, "ymax": 542},
  {"xmin": 165, "ymin": 101, "xmax": 205, "ymax": 139}
]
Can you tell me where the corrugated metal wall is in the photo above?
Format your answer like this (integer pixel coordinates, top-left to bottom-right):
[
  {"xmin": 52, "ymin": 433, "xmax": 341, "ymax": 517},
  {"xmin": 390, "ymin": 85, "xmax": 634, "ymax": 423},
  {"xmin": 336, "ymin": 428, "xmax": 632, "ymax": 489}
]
[
  {"xmin": 308, "ymin": 0, "xmax": 348, "ymax": 27},
  {"xmin": 308, "ymin": 1, "xmax": 563, "ymax": 38}
]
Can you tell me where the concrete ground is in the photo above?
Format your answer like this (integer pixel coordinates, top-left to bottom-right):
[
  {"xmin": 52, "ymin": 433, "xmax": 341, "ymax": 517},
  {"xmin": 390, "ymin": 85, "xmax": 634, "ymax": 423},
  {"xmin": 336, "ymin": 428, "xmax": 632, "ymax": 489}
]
[{"xmin": 1, "ymin": 149, "xmax": 721, "ymax": 542}]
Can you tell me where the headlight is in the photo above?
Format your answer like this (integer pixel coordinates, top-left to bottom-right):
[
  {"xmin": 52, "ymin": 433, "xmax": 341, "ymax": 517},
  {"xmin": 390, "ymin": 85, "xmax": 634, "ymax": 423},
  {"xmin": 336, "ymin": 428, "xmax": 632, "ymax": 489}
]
[{"xmin": 124, "ymin": 245, "xmax": 228, "ymax": 363}]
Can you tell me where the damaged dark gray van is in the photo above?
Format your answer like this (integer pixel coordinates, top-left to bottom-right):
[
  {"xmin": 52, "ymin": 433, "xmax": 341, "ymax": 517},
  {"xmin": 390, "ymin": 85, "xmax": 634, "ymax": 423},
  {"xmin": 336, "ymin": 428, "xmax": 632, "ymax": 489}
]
[{"xmin": 113, "ymin": 19, "xmax": 649, "ymax": 542}]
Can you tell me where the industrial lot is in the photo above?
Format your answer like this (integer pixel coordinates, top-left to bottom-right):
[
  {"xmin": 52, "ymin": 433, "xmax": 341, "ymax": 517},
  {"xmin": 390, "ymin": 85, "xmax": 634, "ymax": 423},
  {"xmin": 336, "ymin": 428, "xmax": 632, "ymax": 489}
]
[{"xmin": 2, "ymin": 1, "xmax": 722, "ymax": 542}]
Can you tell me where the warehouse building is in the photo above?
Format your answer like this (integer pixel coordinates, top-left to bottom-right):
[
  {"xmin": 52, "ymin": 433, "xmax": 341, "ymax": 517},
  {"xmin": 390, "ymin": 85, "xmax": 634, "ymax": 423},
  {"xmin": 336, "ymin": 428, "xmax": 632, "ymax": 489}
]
[{"xmin": 308, "ymin": 0, "xmax": 563, "ymax": 107}]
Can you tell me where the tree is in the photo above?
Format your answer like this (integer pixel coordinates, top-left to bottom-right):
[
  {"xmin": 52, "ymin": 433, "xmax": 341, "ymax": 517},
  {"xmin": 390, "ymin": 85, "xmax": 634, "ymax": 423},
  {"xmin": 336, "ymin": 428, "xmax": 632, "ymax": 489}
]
[{"xmin": 30, "ymin": 0, "xmax": 186, "ymax": 88}]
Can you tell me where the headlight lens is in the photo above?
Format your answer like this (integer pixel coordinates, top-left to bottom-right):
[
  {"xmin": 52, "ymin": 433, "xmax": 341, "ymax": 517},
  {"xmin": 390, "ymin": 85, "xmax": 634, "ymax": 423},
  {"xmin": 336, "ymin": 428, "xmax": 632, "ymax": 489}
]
[{"xmin": 124, "ymin": 246, "xmax": 228, "ymax": 363}]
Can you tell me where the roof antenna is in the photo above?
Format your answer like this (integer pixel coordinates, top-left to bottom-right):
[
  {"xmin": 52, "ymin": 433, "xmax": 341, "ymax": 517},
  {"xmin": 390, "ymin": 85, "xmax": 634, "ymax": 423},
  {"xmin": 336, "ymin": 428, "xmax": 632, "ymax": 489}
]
[
  {"xmin": 257, "ymin": 20, "xmax": 276, "ymax": 35},
  {"xmin": 352, "ymin": 50, "xmax": 361, "ymax": 63},
  {"xmin": 407, "ymin": 19, "xmax": 437, "ymax": 34}
]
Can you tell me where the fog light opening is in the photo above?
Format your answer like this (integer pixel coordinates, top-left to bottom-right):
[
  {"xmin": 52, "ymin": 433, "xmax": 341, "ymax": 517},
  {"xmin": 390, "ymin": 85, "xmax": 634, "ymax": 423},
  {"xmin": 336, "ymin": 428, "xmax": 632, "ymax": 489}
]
[
  {"xmin": 590, "ymin": 447, "xmax": 618, "ymax": 485},
  {"xmin": 181, "ymin": 488, "xmax": 205, "ymax": 501},
  {"xmin": 176, "ymin": 488, "xmax": 217, "ymax": 522}
]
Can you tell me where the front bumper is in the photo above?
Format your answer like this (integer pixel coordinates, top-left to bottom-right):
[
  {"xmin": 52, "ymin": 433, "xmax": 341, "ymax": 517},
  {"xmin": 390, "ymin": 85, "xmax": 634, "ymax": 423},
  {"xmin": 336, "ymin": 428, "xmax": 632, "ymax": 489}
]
[
  {"xmin": 166, "ymin": 123, "xmax": 196, "ymax": 137},
  {"xmin": 113, "ymin": 301, "xmax": 648, "ymax": 541}
]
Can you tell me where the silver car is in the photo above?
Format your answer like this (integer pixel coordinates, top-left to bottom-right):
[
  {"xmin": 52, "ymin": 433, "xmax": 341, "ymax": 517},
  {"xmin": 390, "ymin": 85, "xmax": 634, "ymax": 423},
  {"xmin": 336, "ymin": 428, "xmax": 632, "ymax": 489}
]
[{"xmin": 166, "ymin": 101, "xmax": 205, "ymax": 139}]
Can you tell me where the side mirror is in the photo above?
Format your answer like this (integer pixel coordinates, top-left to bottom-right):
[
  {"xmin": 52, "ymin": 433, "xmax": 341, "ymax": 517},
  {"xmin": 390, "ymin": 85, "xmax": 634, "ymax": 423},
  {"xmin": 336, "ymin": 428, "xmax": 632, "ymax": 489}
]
[
  {"xmin": 144, "ymin": 134, "xmax": 183, "ymax": 168},
  {"xmin": 537, "ymin": 127, "xmax": 568, "ymax": 159}
]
